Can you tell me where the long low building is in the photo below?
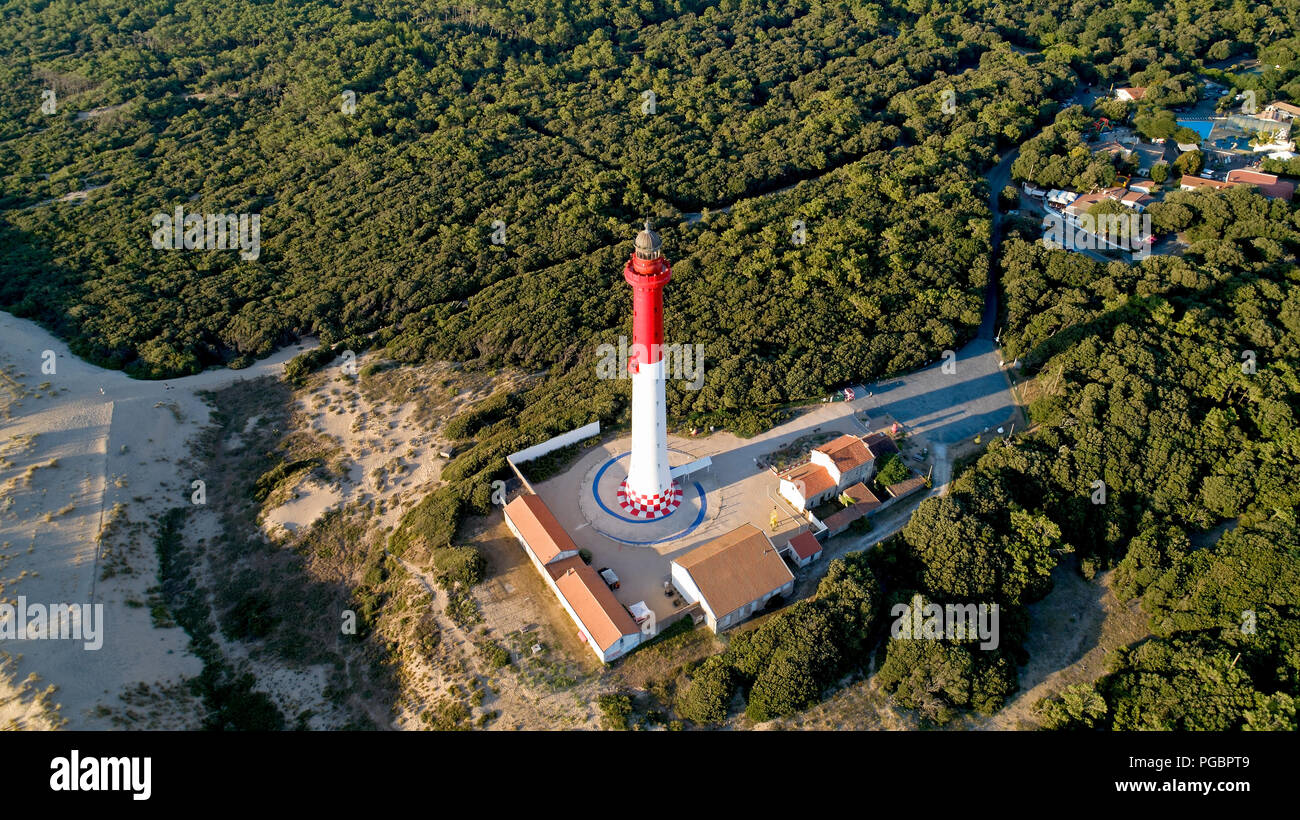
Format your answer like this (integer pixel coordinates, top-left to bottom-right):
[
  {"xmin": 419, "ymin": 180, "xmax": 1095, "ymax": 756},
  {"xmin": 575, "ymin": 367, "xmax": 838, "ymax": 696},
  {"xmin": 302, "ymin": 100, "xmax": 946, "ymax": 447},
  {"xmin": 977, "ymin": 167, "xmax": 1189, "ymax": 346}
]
[
  {"xmin": 1226, "ymin": 169, "xmax": 1295, "ymax": 200},
  {"xmin": 1180, "ymin": 175, "xmax": 1236, "ymax": 192},
  {"xmin": 670, "ymin": 524, "xmax": 795, "ymax": 633},
  {"xmin": 1178, "ymin": 170, "xmax": 1294, "ymax": 200},
  {"xmin": 503, "ymin": 494, "xmax": 642, "ymax": 663}
]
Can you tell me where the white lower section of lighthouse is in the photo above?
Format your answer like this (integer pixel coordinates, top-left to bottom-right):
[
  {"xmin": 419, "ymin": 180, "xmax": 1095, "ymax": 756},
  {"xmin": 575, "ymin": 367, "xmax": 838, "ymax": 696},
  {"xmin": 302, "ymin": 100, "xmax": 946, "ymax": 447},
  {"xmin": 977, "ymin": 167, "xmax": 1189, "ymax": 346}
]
[{"xmin": 617, "ymin": 360, "xmax": 683, "ymax": 519}]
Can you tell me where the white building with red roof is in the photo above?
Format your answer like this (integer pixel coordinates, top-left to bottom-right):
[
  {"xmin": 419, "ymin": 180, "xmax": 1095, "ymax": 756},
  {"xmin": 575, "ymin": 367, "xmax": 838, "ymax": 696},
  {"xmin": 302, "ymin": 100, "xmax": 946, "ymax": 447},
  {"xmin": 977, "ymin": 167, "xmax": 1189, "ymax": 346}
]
[
  {"xmin": 504, "ymin": 494, "xmax": 642, "ymax": 662},
  {"xmin": 777, "ymin": 432, "xmax": 896, "ymax": 511},
  {"xmin": 783, "ymin": 531, "xmax": 824, "ymax": 568}
]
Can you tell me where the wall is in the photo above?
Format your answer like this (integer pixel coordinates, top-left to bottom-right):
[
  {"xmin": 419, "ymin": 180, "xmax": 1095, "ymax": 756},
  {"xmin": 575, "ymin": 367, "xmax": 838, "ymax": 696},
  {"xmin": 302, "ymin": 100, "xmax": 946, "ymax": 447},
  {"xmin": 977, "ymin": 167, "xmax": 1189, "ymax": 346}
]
[
  {"xmin": 778, "ymin": 478, "xmax": 807, "ymax": 511},
  {"xmin": 506, "ymin": 420, "xmax": 601, "ymax": 466},
  {"xmin": 713, "ymin": 580, "xmax": 795, "ymax": 632},
  {"xmin": 670, "ymin": 562, "xmax": 705, "ymax": 610},
  {"xmin": 809, "ymin": 449, "xmax": 839, "ymax": 483}
]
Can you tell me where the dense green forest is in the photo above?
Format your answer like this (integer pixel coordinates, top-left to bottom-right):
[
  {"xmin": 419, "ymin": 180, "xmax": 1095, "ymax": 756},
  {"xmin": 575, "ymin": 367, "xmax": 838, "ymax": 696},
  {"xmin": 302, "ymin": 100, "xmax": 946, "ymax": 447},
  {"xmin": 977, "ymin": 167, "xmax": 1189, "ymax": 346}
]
[
  {"xmin": 996, "ymin": 184, "xmax": 1300, "ymax": 730},
  {"xmin": 887, "ymin": 184, "xmax": 1297, "ymax": 728},
  {"xmin": 3, "ymin": 0, "xmax": 1300, "ymax": 729},
  {"xmin": 673, "ymin": 182, "xmax": 1299, "ymax": 728}
]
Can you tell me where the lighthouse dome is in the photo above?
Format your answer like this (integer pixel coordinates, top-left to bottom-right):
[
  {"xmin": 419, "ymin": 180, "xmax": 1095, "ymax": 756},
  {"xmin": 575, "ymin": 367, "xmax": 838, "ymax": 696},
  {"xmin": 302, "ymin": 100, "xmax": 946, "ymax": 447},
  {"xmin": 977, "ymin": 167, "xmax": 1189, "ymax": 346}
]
[{"xmin": 634, "ymin": 223, "xmax": 662, "ymax": 259}]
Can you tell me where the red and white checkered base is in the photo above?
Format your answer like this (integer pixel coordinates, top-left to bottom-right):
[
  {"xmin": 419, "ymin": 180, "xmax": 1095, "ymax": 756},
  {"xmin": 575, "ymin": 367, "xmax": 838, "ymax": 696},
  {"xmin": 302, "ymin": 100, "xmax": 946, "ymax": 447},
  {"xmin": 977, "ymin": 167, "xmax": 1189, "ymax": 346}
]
[{"xmin": 617, "ymin": 481, "xmax": 684, "ymax": 520}]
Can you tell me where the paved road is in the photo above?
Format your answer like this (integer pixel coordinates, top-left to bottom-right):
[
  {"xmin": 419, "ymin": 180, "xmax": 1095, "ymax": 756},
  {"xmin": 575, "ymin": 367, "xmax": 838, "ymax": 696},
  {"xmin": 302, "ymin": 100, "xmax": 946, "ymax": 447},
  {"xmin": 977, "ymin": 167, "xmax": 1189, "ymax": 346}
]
[{"xmin": 843, "ymin": 133, "xmax": 1025, "ymax": 447}]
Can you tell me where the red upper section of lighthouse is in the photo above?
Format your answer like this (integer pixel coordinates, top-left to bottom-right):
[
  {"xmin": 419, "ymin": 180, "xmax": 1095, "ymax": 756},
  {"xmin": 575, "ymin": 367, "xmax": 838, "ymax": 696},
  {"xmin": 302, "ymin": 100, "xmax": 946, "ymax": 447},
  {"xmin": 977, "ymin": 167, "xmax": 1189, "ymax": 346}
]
[{"xmin": 624, "ymin": 225, "xmax": 671, "ymax": 372}]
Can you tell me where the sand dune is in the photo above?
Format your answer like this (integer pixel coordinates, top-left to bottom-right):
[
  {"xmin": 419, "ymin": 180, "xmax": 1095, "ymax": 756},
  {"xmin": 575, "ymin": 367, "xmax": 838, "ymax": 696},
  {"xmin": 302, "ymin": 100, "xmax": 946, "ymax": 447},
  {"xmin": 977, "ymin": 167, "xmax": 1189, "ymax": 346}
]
[{"xmin": 0, "ymin": 311, "xmax": 315, "ymax": 729}]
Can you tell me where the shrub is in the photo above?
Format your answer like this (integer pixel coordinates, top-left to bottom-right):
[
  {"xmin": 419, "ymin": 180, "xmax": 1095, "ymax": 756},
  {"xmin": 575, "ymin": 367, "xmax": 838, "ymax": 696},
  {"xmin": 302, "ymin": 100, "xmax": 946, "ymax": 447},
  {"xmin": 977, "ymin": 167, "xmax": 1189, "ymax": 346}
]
[
  {"xmin": 676, "ymin": 655, "xmax": 738, "ymax": 725},
  {"xmin": 430, "ymin": 545, "xmax": 486, "ymax": 587},
  {"xmin": 390, "ymin": 485, "xmax": 463, "ymax": 554},
  {"xmin": 676, "ymin": 553, "xmax": 880, "ymax": 723},
  {"xmin": 444, "ymin": 586, "xmax": 483, "ymax": 628},
  {"xmin": 250, "ymin": 458, "xmax": 317, "ymax": 502},
  {"xmin": 597, "ymin": 693, "xmax": 634, "ymax": 730},
  {"xmin": 876, "ymin": 453, "xmax": 910, "ymax": 486},
  {"xmin": 477, "ymin": 640, "xmax": 511, "ymax": 669}
]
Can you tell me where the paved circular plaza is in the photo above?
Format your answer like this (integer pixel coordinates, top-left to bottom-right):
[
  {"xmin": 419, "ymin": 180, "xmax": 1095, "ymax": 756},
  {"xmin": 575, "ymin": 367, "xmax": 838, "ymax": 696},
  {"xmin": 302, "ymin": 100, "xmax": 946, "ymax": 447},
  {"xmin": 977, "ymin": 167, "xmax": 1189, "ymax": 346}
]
[{"xmin": 577, "ymin": 447, "xmax": 721, "ymax": 546}]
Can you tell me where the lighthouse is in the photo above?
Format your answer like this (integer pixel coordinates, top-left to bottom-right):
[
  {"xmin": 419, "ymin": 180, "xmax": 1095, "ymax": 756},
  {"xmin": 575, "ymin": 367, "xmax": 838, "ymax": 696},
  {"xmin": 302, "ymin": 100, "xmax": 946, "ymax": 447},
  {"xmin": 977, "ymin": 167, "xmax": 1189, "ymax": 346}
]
[{"xmin": 618, "ymin": 223, "xmax": 682, "ymax": 519}]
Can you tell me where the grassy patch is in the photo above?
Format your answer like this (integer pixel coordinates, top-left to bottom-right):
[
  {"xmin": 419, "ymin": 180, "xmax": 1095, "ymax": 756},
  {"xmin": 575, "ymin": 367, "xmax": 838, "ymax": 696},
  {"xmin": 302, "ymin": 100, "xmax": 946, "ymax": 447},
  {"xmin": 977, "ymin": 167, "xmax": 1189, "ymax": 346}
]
[{"xmin": 503, "ymin": 630, "xmax": 584, "ymax": 691}]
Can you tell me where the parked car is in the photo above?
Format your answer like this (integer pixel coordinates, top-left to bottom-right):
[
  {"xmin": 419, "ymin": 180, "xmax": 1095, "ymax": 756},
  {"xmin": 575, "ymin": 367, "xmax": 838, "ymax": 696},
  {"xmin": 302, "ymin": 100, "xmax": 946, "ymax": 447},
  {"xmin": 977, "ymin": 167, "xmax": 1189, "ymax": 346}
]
[{"xmin": 598, "ymin": 567, "xmax": 620, "ymax": 590}]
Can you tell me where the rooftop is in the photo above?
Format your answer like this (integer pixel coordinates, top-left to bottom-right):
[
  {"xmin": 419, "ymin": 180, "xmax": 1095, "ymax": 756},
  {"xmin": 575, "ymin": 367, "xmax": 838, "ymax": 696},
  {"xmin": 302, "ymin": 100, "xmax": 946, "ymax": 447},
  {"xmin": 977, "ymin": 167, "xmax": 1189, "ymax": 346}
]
[
  {"xmin": 841, "ymin": 482, "xmax": 882, "ymax": 509},
  {"xmin": 504, "ymin": 494, "xmax": 579, "ymax": 565},
  {"xmin": 823, "ymin": 482, "xmax": 882, "ymax": 530},
  {"xmin": 813, "ymin": 433, "xmax": 875, "ymax": 473},
  {"xmin": 885, "ymin": 475, "xmax": 928, "ymax": 499},
  {"xmin": 634, "ymin": 222, "xmax": 662, "ymax": 260},
  {"xmin": 673, "ymin": 524, "xmax": 794, "ymax": 619},
  {"xmin": 548, "ymin": 556, "xmax": 640, "ymax": 652},
  {"xmin": 1226, "ymin": 169, "xmax": 1278, "ymax": 185},
  {"xmin": 779, "ymin": 460, "xmax": 836, "ymax": 498},
  {"xmin": 787, "ymin": 531, "xmax": 822, "ymax": 560},
  {"xmin": 862, "ymin": 431, "xmax": 900, "ymax": 458},
  {"xmin": 1179, "ymin": 175, "xmax": 1236, "ymax": 190}
]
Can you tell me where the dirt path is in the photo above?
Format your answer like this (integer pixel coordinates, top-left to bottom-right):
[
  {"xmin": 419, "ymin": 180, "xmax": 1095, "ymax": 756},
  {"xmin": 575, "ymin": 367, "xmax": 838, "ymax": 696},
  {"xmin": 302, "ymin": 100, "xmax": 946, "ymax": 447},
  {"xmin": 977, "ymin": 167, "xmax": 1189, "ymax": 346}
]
[{"xmin": 965, "ymin": 561, "xmax": 1150, "ymax": 730}]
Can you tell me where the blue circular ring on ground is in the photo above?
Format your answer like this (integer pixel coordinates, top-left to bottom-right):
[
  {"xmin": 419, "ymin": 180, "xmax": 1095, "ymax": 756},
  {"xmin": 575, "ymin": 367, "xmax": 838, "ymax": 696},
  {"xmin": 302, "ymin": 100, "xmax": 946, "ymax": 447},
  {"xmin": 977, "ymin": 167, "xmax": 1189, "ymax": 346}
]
[
  {"xmin": 591, "ymin": 454, "xmax": 708, "ymax": 544},
  {"xmin": 593, "ymin": 485, "xmax": 707, "ymax": 545}
]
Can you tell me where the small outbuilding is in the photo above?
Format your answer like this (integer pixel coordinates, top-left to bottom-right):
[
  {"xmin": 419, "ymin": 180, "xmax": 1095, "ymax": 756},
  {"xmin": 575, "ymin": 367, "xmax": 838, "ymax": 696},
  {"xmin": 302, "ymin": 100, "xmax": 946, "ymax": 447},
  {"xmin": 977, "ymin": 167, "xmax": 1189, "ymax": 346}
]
[{"xmin": 784, "ymin": 532, "xmax": 824, "ymax": 568}]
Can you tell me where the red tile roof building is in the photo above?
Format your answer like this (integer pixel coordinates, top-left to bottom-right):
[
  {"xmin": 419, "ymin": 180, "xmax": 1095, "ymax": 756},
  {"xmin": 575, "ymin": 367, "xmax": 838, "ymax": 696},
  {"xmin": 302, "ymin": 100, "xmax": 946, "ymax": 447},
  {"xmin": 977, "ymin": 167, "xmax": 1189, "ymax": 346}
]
[
  {"xmin": 1064, "ymin": 187, "xmax": 1128, "ymax": 217},
  {"xmin": 778, "ymin": 431, "xmax": 901, "ymax": 511},
  {"xmin": 786, "ymin": 532, "xmax": 823, "ymax": 563},
  {"xmin": 821, "ymin": 482, "xmax": 883, "ymax": 537},
  {"xmin": 504, "ymin": 494, "xmax": 642, "ymax": 662},
  {"xmin": 1226, "ymin": 169, "xmax": 1295, "ymax": 200},
  {"xmin": 1120, "ymin": 191, "xmax": 1154, "ymax": 209},
  {"xmin": 1179, "ymin": 175, "xmax": 1236, "ymax": 192},
  {"xmin": 548, "ymin": 557, "xmax": 641, "ymax": 656},
  {"xmin": 504, "ymin": 493, "xmax": 579, "ymax": 565},
  {"xmin": 779, "ymin": 460, "xmax": 837, "ymax": 501}
]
